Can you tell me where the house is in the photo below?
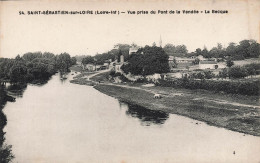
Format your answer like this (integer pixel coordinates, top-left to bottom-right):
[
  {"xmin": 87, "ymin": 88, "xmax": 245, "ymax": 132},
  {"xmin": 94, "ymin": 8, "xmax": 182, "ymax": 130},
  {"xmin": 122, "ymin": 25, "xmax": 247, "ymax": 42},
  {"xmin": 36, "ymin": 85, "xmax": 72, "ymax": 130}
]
[
  {"xmin": 85, "ymin": 64, "xmax": 95, "ymax": 71},
  {"xmin": 103, "ymin": 61, "xmax": 110, "ymax": 69},
  {"xmin": 175, "ymin": 57, "xmax": 195, "ymax": 63},
  {"xmin": 199, "ymin": 61, "xmax": 218, "ymax": 69},
  {"xmin": 197, "ymin": 55, "xmax": 207, "ymax": 61},
  {"xmin": 129, "ymin": 45, "xmax": 139, "ymax": 55},
  {"xmin": 146, "ymin": 73, "xmax": 162, "ymax": 82}
]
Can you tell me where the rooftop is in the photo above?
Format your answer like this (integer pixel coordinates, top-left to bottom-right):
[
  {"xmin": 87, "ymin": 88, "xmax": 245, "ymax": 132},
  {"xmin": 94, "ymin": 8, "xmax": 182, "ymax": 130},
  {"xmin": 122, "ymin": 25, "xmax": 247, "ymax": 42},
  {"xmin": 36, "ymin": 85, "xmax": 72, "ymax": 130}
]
[{"xmin": 200, "ymin": 61, "xmax": 217, "ymax": 64}]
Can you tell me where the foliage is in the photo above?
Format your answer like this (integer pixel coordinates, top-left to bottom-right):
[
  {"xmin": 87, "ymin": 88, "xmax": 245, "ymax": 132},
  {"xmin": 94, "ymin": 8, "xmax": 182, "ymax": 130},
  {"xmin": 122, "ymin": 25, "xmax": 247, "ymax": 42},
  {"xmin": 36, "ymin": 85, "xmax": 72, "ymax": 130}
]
[
  {"xmin": 189, "ymin": 70, "xmax": 215, "ymax": 79},
  {"xmin": 192, "ymin": 58, "xmax": 200, "ymax": 65},
  {"xmin": 0, "ymin": 144, "xmax": 14, "ymax": 163},
  {"xmin": 158, "ymin": 78, "xmax": 259, "ymax": 96},
  {"xmin": 219, "ymin": 68, "xmax": 228, "ymax": 79},
  {"xmin": 56, "ymin": 53, "xmax": 72, "ymax": 73},
  {"xmin": 228, "ymin": 66, "xmax": 248, "ymax": 79},
  {"xmin": 122, "ymin": 46, "xmax": 170, "ymax": 75},
  {"xmin": 71, "ymin": 57, "xmax": 77, "ymax": 65},
  {"xmin": 244, "ymin": 63, "xmax": 260, "ymax": 76},
  {"xmin": 0, "ymin": 52, "xmax": 73, "ymax": 84},
  {"xmin": 218, "ymin": 63, "xmax": 260, "ymax": 79},
  {"xmin": 0, "ymin": 86, "xmax": 14, "ymax": 162},
  {"xmin": 121, "ymin": 53, "xmax": 144, "ymax": 75},
  {"xmin": 191, "ymin": 40, "xmax": 259, "ymax": 60},
  {"xmin": 81, "ymin": 56, "xmax": 95, "ymax": 69},
  {"xmin": 91, "ymin": 44, "xmax": 131, "ymax": 65},
  {"xmin": 163, "ymin": 44, "xmax": 188, "ymax": 57},
  {"xmin": 226, "ymin": 59, "xmax": 234, "ymax": 68}
]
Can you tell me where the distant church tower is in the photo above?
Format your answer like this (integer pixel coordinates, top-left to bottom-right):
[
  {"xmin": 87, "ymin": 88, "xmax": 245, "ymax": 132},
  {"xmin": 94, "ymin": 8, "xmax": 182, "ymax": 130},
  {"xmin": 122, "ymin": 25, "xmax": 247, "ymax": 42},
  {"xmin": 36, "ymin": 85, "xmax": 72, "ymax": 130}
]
[{"xmin": 159, "ymin": 35, "xmax": 162, "ymax": 47}]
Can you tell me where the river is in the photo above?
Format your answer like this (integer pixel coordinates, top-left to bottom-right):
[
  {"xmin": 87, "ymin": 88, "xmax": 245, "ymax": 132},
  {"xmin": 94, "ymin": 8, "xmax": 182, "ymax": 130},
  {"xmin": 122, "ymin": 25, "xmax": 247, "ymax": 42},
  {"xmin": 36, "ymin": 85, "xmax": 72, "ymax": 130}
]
[{"xmin": 3, "ymin": 72, "xmax": 260, "ymax": 163}]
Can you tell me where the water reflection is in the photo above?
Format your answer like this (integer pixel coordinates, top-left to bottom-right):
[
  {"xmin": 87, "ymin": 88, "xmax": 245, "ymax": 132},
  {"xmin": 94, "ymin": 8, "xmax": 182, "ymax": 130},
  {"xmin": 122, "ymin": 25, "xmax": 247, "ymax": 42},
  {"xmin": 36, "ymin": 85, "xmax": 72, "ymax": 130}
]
[{"xmin": 119, "ymin": 102, "xmax": 169, "ymax": 126}]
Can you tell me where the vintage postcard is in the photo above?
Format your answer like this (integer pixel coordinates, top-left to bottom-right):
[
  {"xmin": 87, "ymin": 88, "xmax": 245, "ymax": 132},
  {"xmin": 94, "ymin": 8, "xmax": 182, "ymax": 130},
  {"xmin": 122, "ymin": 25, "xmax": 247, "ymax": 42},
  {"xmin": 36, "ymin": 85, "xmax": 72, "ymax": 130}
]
[{"xmin": 0, "ymin": 0, "xmax": 260, "ymax": 162}]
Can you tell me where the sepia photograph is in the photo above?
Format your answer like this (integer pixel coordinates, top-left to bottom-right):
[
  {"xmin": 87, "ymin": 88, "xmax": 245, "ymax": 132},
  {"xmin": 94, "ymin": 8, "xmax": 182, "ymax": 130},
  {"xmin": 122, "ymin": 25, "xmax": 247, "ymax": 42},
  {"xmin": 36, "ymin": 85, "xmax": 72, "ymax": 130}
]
[{"xmin": 0, "ymin": 0, "xmax": 260, "ymax": 162}]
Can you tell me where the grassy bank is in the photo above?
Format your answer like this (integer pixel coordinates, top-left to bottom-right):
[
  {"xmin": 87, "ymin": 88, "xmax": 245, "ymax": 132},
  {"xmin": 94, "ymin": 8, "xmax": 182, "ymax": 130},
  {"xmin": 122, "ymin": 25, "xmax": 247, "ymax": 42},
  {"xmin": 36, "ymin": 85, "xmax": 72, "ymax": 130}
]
[{"xmin": 94, "ymin": 84, "xmax": 260, "ymax": 136}]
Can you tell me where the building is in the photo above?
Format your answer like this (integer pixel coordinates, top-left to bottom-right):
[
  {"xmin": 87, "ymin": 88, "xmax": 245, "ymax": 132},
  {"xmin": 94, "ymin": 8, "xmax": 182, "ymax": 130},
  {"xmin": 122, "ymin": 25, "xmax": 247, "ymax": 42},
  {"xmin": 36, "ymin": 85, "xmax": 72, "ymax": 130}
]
[
  {"xmin": 129, "ymin": 45, "xmax": 139, "ymax": 55},
  {"xmin": 199, "ymin": 61, "xmax": 218, "ymax": 69},
  {"xmin": 85, "ymin": 64, "xmax": 95, "ymax": 71},
  {"xmin": 175, "ymin": 57, "xmax": 194, "ymax": 63},
  {"xmin": 197, "ymin": 55, "xmax": 207, "ymax": 61}
]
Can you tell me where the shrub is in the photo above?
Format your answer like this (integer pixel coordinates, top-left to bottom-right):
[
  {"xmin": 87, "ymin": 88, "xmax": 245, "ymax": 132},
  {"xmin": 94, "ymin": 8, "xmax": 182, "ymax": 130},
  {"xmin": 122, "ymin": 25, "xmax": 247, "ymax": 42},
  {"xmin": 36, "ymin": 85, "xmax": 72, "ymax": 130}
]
[
  {"xmin": 228, "ymin": 66, "xmax": 248, "ymax": 79},
  {"xmin": 157, "ymin": 78, "xmax": 259, "ymax": 96}
]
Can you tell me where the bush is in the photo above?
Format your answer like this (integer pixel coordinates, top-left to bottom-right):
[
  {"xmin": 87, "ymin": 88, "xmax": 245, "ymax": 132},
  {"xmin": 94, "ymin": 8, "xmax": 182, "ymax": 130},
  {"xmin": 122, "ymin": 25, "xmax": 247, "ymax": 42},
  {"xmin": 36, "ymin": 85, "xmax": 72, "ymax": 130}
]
[
  {"xmin": 228, "ymin": 66, "xmax": 247, "ymax": 79},
  {"xmin": 157, "ymin": 78, "xmax": 259, "ymax": 96},
  {"xmin": 109, "ymin": 70, "xmax": 115, "ymax": 75}
]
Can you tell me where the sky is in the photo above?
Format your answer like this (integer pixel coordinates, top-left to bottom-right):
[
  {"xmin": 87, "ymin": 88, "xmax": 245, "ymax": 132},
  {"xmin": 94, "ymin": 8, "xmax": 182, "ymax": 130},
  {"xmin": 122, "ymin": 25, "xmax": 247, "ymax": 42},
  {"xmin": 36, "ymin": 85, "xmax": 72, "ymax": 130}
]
[{"xmin": 0, "ymin": 0, "xmax": 259, "ymax": 58}]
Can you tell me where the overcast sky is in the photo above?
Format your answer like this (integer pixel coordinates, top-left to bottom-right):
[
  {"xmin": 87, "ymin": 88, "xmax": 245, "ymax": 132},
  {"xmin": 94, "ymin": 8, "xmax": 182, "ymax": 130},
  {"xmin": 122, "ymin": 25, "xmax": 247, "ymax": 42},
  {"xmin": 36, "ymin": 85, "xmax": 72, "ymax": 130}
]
[{"xmin": 1, "ymin": 0, "xmax": 259, "ymax": 58}]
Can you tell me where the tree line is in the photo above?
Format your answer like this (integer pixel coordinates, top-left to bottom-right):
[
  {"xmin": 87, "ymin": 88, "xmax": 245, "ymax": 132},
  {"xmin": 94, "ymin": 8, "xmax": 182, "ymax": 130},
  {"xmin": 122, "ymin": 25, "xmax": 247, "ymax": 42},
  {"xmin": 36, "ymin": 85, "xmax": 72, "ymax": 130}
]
[
  {"xmin": 0, "ymin": 86, "xmax": 14, "ymax": 162},
  {"xmin": 164, "ymin": 39, "xmax": 260, "ymax": 60},
  {"xmin": 188, "ymin": 40, "xmax": 259, "ymax": 60},
  {"xmin": 75, "ymin": 44, "xmax": 131, "ymax": 66},
  {"xmin": 0, "ymin": 52, "xmax": 76, "ymax": 85},
  {"xmin": 77, "ymin": 39, "xmax": 259, "ymax": 74}
]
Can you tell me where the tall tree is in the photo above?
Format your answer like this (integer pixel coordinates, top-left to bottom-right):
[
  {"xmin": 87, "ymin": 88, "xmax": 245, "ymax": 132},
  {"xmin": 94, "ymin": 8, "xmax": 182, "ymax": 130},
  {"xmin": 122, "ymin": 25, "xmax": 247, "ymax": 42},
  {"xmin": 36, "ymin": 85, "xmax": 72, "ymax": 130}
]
[{"xmin": 122, "ymin": 46, "xmax": 169, "ymax": 75}]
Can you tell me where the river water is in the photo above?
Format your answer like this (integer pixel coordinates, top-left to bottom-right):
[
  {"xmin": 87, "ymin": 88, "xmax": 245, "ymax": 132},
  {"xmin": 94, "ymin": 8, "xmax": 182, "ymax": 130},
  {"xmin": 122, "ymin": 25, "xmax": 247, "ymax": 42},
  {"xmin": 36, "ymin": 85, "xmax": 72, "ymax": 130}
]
[{"xmin": 3, "ymin": 72, "xmax": 260, "ymax": 163}]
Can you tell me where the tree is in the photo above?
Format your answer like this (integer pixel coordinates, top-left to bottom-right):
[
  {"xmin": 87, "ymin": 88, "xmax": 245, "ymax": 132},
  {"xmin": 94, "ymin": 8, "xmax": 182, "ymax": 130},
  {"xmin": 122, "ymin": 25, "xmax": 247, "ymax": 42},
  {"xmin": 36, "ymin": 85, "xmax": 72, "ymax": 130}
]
[
  {"xmin": 9, "ymin": 64, "xmax": 27, "ymax": 84},
  {"xmin": 163, "ymin": 44, "xmax": 187, "ymax": 57},
  {"xmin": 228, "ymin": 66, "xmax": 248, "ymax": 79},
  {"xmin": 163, "ymin": 44, "xmax": 176, "ymax": 56},
  {"xmin": 204, "ymin": 71, "xmax": 215, "ymax": 79},
  {"xmin": 237, "ymin": 40, "xmax": 250, "ymax": 58},
  {"xmin": 244, "ymin": 63, "xmax": 259, "ymax": 77},
  {"xmin": 217, "ymin": 43, "xmax": 223, "ymax": 50},
  {"xmin": 122, "ymin": 46, "xmax": 169, "ymax": 75},
  {"xmin": 81, "ymin": 56, "xmax": 94, "ymax": 70},
  {"xmin": 56, "ymin": 53, "xmax": 72, "ymax": 72},
  {"xmin": 141, "ymin": 46, "xmax": 170, "ymax": 75},
  {"xmin": 169, "ymin": 58, "xmax": 177, "ymax": 69},
  {"xmin": 226, "ymin": 42, "xmax": 236, "ymax": 57},
  {"xmin": 175, "ymin": 45, "xmax": 188, "ymax": 56},
  {"xmin": 226, "ymin": 59, "xmax": 234, "ymax": 68},
  {"xmin": 71, "ymin": 57, "xmax": 77, "ymax": 65},
  {"xmin": 219, "ymin": 68, "xmax": 228, "ymax": 79},
  {"xmin": 192, "ymin": 58, "xmax": 200, "ymax": 65},
  {"xmin": 202, "ymin": 47, "xmax": 209, "ymax": 58},
  {"xmin": 248, "ymin": 41, "xmax": 260, "ymax": 58},
  {"xmin": 195, "ymin": 48, "xmax": 202, "ymax": 56}
]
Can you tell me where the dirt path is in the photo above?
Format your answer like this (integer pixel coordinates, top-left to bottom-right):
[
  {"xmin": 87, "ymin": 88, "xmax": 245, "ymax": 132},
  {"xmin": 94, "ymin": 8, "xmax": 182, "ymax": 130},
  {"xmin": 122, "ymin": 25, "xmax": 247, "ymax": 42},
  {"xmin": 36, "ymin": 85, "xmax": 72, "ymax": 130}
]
[{"xmin": 83, "ymin": 69, "xmax": 111, "ymax": 80}]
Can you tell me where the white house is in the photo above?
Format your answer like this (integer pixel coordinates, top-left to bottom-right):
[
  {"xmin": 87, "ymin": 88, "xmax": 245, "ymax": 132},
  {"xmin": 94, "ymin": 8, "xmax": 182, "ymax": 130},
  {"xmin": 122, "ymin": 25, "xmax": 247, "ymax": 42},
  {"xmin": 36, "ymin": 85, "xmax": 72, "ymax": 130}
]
[
  {"xmin": 199, "ymin": 61, "xmax": 218, "ymax": 69},
  {"xmin": 129, "ymin": 46, "xmax": 139, "ymax": 55},
  {"xmin": 197, "ymin": 55, "xmax": 207, "ymax": 61},
  {"xmin": 85, "ymin": 64, "xmax": 95, "ymax": 71},
  {"xmin": 175, "ymin": 57, "xmax": 194, "ymax": 63}
]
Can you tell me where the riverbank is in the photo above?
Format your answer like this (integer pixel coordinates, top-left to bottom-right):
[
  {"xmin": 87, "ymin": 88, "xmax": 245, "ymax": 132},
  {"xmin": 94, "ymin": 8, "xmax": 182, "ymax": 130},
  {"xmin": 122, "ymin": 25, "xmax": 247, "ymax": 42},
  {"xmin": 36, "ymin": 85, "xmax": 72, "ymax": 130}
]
[
  {"xmin": 69, "ymin": 69, "xmax": 260, "ymax": 136},
  {"xmin": 94, "ymin": 84, "xmax": 260, "ymax": 136},
  {"xmin": 0, "ymin": 86, "xmax": 15, "ymax": 162}
]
